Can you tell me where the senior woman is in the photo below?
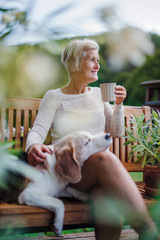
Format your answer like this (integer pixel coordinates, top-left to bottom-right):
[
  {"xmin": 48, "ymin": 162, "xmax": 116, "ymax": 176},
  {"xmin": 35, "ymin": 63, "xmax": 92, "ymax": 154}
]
[{"xmin": 26, "ymin": 39, "xmax": 159, "ymax": 240}]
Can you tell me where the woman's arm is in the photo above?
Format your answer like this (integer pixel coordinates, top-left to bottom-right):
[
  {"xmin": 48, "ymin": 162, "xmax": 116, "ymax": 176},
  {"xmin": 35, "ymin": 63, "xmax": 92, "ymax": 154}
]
[
  {"xmin": 104, "ymin": 85, "xmax": 126, "ymax": 137},
  {"xmin": 26, "ymin": 90, "xmax": 60, "ymax": 165}
]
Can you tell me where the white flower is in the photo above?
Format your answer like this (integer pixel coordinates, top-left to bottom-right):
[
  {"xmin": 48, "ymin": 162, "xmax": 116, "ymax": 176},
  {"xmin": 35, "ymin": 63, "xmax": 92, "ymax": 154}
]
[
  {"xmin": 2, "ymin": 13, "xmax": 16, "ymax": 24},
  {"xmin": 106, "ymin": 27, "xmax": 155, "ymax": 70},
  {"xmin": 19, "ymin": 51, "xmax": 59, "ymax": 97}
]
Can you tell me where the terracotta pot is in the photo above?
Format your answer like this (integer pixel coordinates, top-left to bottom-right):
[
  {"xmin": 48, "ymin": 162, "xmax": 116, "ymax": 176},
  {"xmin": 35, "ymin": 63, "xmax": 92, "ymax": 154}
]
[{"xmin": 144, "ymin": 165, "xmax": 160, "ymax": 196}]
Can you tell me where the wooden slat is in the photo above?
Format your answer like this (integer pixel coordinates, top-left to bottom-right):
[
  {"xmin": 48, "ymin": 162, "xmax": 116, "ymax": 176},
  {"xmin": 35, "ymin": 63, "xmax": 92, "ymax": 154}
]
[
  {"xmin": 131, "ymin": 119, "xmax": 138, "ymax": 164},
  {"xmin": 0, "ymin": 200, "xmax": 91, "ymax": 231},
  {"xmin": 23, "ymin": 110, "xmax": 29, "ymax": 150},
  {"xmin": 122, "ymin": 163, "xmax": 144, "ymax": 172},
  {"xmin": 15, "ymin": 109, "xmax": 21, "ymax": 148},
  {"xmin": 143, "ymin": 106, "xmax": 151, "ymax": 121},
  {"xmin": 5, "ymin": 97, "xmax": 41, "ymax": 111},
  {"xmin": 120, "ymin": 229, "xmax": 138, "ymax": 240},
  {"xmin": 113, "ymin": 137, "xmax": 120, "ymax": 158},
  {"xmin": 119, "ymin": 127, "xmax": 126, "ymax": 163},
  {"xmin": 124, "ymin": 106, "xmax": 144, "ymax": 116},
  {"xmin": 109, "ymin": 138, "xmax": 113, "ymax": 152},
  {"xmin": 31, "ymin": 110, "xmax": 37, "ymax": 126},
  {"xmin": 0, "ymin": 107, "xmax": 5, "ymax": 142},
  {"xmin": 125, "ymin": 115, "xmax": 132, "ymax": 164},
  {"xmin": 7, "ymin": 108, "xmax": 13, "ymax": 141}
]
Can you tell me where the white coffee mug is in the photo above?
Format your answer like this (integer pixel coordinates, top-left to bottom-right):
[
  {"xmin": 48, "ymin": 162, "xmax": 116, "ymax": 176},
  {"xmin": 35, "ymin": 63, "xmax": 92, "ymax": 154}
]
[{"xmin": 100, "ymin": 83, "xmax": 116, "ymax": 102}]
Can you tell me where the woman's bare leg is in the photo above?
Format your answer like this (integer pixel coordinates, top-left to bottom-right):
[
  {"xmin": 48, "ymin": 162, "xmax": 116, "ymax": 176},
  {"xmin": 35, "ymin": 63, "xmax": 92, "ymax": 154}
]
[
  {"xmin": 91, "ymin": 185, "xmax": 123, "ymax": 240},
  {"xmin": 71, "ymin": 151, "xmax": 159, "ymax": 240}
]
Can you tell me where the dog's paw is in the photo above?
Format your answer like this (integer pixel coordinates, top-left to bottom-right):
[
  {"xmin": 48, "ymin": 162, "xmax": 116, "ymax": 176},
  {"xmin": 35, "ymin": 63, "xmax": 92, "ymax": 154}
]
[
  {"xmin": 51, "ymin": 219, "xmax": 63, "ymax": 236},
  {"xmin": 51, "ymin": 199, "xmax": 64, "ymax": 236}
]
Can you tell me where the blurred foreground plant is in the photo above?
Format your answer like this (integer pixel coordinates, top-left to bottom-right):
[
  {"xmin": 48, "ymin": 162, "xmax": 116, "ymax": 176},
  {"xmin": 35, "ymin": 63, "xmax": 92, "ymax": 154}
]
[
  {"xmin": 0, "ymin": 43, "xmax": 62, "ymax": 98},
  {"xmin": 93, "ymin": 194, "xmax": 160, "ymax": 240},
  {"xmin": 0, "ymin": 141, "xmax": 41, "ymax": 190},
  {"xmin": 0, "ymin": 2, "xmax": 27, "ymax": 41}
]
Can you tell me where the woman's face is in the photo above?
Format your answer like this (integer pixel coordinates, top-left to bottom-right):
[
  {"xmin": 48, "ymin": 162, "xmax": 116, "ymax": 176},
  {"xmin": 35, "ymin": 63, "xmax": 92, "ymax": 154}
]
[{"xmin": 80, "ymin": 49, "xmax": 100, "ymax": 83}]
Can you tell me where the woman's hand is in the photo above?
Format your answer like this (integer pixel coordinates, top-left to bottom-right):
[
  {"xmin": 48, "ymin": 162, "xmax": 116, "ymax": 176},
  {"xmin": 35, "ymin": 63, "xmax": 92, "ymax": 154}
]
[
  {"xmin": 115, "ymin": 85, "xmax": 127, "ymax": 105},
  {"xmin": 27, "ymin": 144, "xmax": 53, "ymax": 166}
]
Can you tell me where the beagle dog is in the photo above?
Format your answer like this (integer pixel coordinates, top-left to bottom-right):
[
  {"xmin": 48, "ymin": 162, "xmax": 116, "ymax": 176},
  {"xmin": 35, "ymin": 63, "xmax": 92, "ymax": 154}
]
[{"xmin": 18, "ymin": 131, "xmax": 112, "ymax": 235}]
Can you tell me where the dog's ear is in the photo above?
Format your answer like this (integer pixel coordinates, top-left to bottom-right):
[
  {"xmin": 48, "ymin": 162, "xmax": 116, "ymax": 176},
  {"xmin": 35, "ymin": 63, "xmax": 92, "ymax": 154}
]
[{"xmin": 54, "ymin": 143, "xmax": 81, "ymax": 184}]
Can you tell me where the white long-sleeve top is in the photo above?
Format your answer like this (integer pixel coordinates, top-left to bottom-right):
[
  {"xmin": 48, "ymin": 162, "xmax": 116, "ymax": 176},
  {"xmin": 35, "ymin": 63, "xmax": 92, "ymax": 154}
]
[{"xmin": 26, "ymin": 87, "xmax": 124, "ymax": 152}]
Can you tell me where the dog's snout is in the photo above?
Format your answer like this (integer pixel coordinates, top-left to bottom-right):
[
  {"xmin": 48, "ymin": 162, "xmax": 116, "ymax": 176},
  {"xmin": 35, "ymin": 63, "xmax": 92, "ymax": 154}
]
[{"xmin": 105, "ymin": 133, "xmax": 110, "ymax": 140}]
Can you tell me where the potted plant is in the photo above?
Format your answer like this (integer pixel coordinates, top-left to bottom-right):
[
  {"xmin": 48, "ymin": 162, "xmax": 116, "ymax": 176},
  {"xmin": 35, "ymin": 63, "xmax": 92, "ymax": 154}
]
[{"xmin": 124, "ymin": 110, "xmax": 160, "ymax": 196}]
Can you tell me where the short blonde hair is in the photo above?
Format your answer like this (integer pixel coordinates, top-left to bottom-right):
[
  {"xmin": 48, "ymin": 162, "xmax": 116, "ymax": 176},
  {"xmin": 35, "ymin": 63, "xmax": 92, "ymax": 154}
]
[{"xmin": 61, "ymin": 39, "xmax": 99, "ymax": 74}]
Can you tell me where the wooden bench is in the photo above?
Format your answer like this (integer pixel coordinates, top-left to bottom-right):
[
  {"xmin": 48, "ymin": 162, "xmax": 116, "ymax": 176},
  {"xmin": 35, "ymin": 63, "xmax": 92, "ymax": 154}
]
[{"xmin": 0, "ymin": 97, "xmax": 158, "ymax": 237}]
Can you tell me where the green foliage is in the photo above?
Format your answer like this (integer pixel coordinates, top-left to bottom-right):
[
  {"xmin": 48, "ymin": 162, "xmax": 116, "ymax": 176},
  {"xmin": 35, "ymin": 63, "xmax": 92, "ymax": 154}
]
[
  {"xmin": 0, "ymin": 142, "xmax": 18, "ymax": 189},
  {"xmin": 124, "ymin": 110, "xmax": 160, "ymax": 167},
  {"xmin": 94, "ymin": 33, "xmax": 160, "ymax": 106}
]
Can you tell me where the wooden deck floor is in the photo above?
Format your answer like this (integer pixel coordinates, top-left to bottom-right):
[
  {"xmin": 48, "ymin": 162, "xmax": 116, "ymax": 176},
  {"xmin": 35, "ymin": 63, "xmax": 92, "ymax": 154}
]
[{"xmin": 0, "ymin": 229, "xmax": 138, "ymax": 240}]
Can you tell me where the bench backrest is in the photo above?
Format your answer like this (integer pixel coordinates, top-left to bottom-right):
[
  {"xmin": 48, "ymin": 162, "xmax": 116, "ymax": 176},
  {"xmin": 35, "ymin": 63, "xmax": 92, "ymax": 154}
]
[{"xmin": 0, "ymin": 97, "xmax": 151, "ymax": 172}]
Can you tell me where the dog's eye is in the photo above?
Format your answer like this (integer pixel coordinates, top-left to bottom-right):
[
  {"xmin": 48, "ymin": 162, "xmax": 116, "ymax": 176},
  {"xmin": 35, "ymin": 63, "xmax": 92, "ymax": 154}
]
[{"xmin": 84, "ymin": 139, "xmax": 91, "ymax": 146}]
